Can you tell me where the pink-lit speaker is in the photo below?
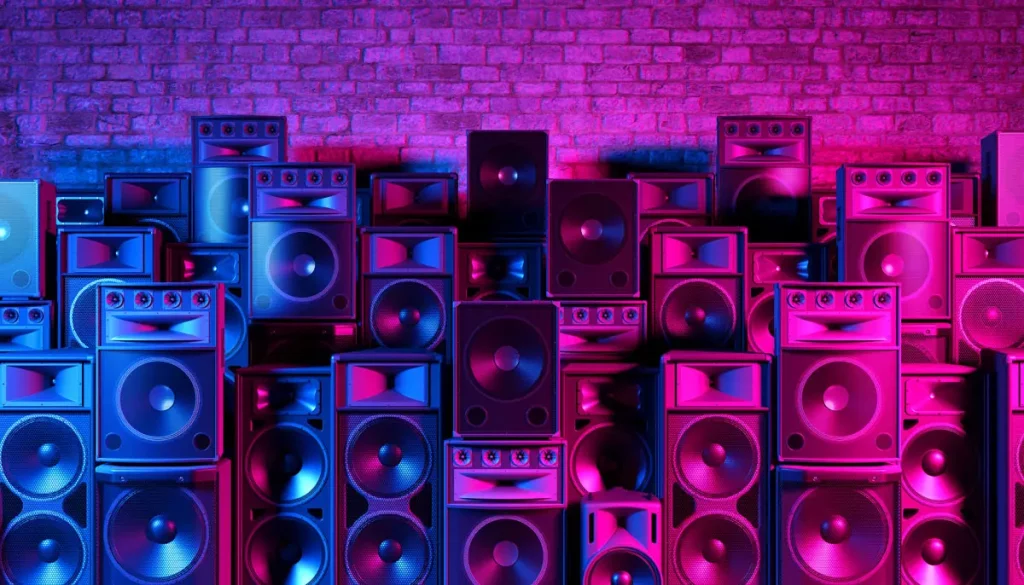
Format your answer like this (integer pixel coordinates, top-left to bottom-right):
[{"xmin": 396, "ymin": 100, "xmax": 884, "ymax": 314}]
[
  {"xmin": 776, "ymin": 283, "xmax": 901, "ymax": 463},
  {"xmin": 902, "ymin": 322, "xmax": 953, "ymax": 365},
  {"xmin": 650, "ymin": 226, "xmax": 746, "ymax": 351},
  {"xmin": 985, "ymin": 349, "xmax": 1024, "ymax": 584},
  {"xmin": 981, "ymin": 131, "xmax": 1024, "ymax": 227},
  {"xmin": 661, "ymin": 351, "xmax": 770, "ymax": 585},
  {"xmin": 456, "ymin": 241, "xmax": 543, "ymax": 301},
  {"xmin": 900, "ymin": 363, "xmax": 985, "ymax": 585},
  {"xmin": 776, "ymin": 465, "xmax": 900, "ymax": 584},
  {"xmin": 953, "ymin": 227, "xmax": 1024, "ymax": 365},
  {"xmin": 951, "ymin": 173, "xmax": 981, "ymax": 228},
  {"xmin": 838, "ymin": 163, "xmax": 951, "ymax": 320},
  {"xmin": 581, "ymin": 489, "xmax": 663, "ymax": 585},
  {"xmin": 628, "ymin": 172, "xmax": 715, "ymax": 237},
  {"xmin": 746, "ymin": 244, "xmax": 818, "ymax": 355},
  {"xmin": 811, "ymin": 188, "xmax": 837, "ymax": 244},
  {"xmin": 558, "ymin": 301, "xmax": 647, "ymax": 358},
  {"xmin": 248, "ymin": 321, "xmax": 359, "ymax": 366},
  {"xmin": 370, "ymin": 172, "xmax": 459, "ymax": 227}
]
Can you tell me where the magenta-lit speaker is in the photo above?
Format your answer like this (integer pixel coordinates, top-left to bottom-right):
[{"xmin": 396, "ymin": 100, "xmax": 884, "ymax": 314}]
[
  {"xmin": 547, "ymin": 179, "xmax": 639, "ymax": 298},
  {"xmin": 467, "ymin": 130, "xmax": 548, "ymax": 239},
  {"xmin": 811, "ymin": 188, "xmax": 837, "ymax": 244},
  {"xmin": 581, "ymin": 489, "xmax": 663, "ymax": 585},
  {"xmin": 0, "ymin": 300, "xmax": 51, "ymax": 351},
  {"xmin": 457, "ymin": 241, "xmax": 543, "ymax": 301},
  {"xmin": 951, "ymin": 173, "xmax": 981, "ymax": 227},
  {"xmin": 445, "ymin": 440, "xmax": 566, "ymax": 585},
  {"xmin": 249, "ymin": 321, "xmax": 359, "ymax": 367},
  {"xmin": 982, "ymin": 131, "xmax": 1024, "ymax": 227},
  {"xmin": 650, "ymin": 226, "xmax": 746, "ymax": 350},
  {"xmin": 953, "ymin": 227, "xmax": 1024, "ymax": 365},
  {"xmin": 105, "ymin": 172, "xmax": 191, "ymax": 242},
  {"xmin": 900, "ymin": 363, "xmax": 985, "ymax": 585},
  {"xmin": 746, "ymin": 244, "xmax": 818, "ymax": 355},
  {"xmin": 838, "ymin": 163, "xmax": 951, "ymax": 320},
  {"xmin": 558, "ymin": 301, "xmax": 646, "ymax": 358},
  {"xmin": 902, "ymin": 322, "xmax": 953, "ymax": 365},
  {"xmin": 776, "ymin": 283, "xmax": 900, "ymax": 463},
  {"xmin": 986, "ymin": 349, "xmax": 1024, "ymax": 584},
  {"xmin": 454, "ymin": 301, "xmax": 558, "ymax": 438},
  {"xmin": 661, "ymin": 351, "xmax": 770, "ymax": 585},
  {"xmin": 775, "ymin": 465, "xmax": 900, "ymax": 584},
  {"xmin": 370, "ymin": 172, "xmax": 458, "ymax": 226},
  {"xmin": 628, "ymin": 172, "xmax": 715, "ymax": 237}
]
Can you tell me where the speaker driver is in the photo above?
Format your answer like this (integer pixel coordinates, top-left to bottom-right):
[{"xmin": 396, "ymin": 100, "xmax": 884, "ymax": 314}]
[
  {"xmin": 1, "ymin": 511, "xmax": 86, "ymax": 585},
  {"xmin": 266, "ymin": 229, "xmax": 339, "ymax": 302},
  {"xmin": 797, "ymin": 358, "xmax": 880, "ymax": 440},
  {"xmin": 347, "ymin": 415, "xmax": 430, "ymax": 499},
  {"xmin": 584, "ymin": 549, "xmax": 659, "ymax": 585},
  {"xmin": 246, "ymin": 514, "xmax": 328, "ymax": 585},
  {"xmin": 479, "ymin": 146, "xmax": 539, "ymax": 199},
  {"xmin": 571, "ymin": 423, "xmax": 651, "ymax": 495},
  {"xmin": 788, "ymin": 487, "xmax": 889, "ymax": 582},
  {"xmin": 675, "ymin": 513, "xmax": 758, "ymax": 585},
  {"xmin": 70, "ymin": 277, "xmax": 127, "ymax": 348},
  {"xmin": 901, "ymin": 516, "xmax": 979, "ymax": 585},
  {"xmin": 960, "ymin": 278, "xmax": 1024, "ymax": 351},
  {"xmin": 464, "ymin": 515, "xmax": 548, "ymax": 585},
  {"xmin": 206, "ymin": 169, "xmax": 249, "ymax": 238},
  {"xmin": 370, "ymin": 279, "xmax": 445, "ymax": 349},
  {"xmin": 675, "ymin": 416, "xmax": 757, "ymax": 499},
  {"xmin": 116, "ymin": 357, "xmax": 201, "ymax": 441},
  {"xmin": 746, "ymin": 293, "xmax": 775, "ymax": 355},
  {"xmin": 859, "ymin": 230, "xmax": 931, "ymax": 298},
  {"xmin": 106, "ymin": 487, "xmax": 209, "ymax": 583},
  {"xmin": 0, "ymin": 415, "xmax": 85, "ymax": 500},
  {"xmin": 224, "ymin": 293, "xmax": 247, "ymax": 361},
  {"xmin": 902, "ymin": 425, "xmax": 976, "ymax": 505},
  {"xmin": 246, "ymin": 423, "xmax": 328, "ymax": 505},
  {"xmin": 731, "ymin": 172, "xmax": 802, "ymax": 241},
  {"xmin": 558, "ymin": 194, "xmax": 627, "ymax": 265},
  {"xmin": 345, "ymin": 512, "xmax": 430, "ymax": 585},
  {"xmin": 661, "ymin": 279, "xmax": 737, "ymax": 347},
  {"xmin": 467, "ymin": 317, "xmax": 548, "ymax": 401}
]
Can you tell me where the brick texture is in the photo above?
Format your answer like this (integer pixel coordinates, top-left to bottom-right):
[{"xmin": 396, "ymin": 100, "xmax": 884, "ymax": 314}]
[{"xmin": 2, "ymin": 0, "xmax": 1023, "ymax": 189}]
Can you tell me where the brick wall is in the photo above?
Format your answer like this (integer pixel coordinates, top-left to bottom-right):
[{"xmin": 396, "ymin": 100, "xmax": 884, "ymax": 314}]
[{"xmin": 2, "ymin": 1, "xmax": 1022, "ymax": 190}]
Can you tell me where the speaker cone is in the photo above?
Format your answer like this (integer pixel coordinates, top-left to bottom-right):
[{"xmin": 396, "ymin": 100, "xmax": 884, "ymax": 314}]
[
  {"xmin": 746, "ymin": 293, "xmax": 775, "ymax": 355},
  {"xmin": 960, "ymin": 278, "xmax": 1024, "ymax": 351},
  {"xmin": 0, "ymin": 193, "xmax": 30, "ymax": 266},
  {"xmin": 584, "ymin": 549, "xmax": 659, "ymax": 585},
  {"xmin": 0, "ymin": 415, "xmax": 84, "ymax": 500},
  {"xmin": 788, "ymin": 487, "xmax": 889, "ymax": 582},
  {"xmin": 661, "ymin": 280, "xmax": 737, "ymax": 347},
  {"xmin": 224, "ymin": 294, "xmax": 247, "ymax": 360},
  {"xmin": 798, "ymin": 358, "xmax": 880, "ymax": 440},
  {"xmin": 675, "ymin": 416, "xmax": 757, "ymax": 499},
  {"xmin": 106, "ymin": 487, "xmax": 208, "ymax": 582},
  {"xmin": 346, "ymin": 513, "xmax": 430, "ymax": 585},
  {"xmin": 1, "ymin": 511, "xmax": 86, "ymax": 585},
  {"xmin": 676, "ymin": 513, "xmax": 758, "ymax": 585},
  {"xmin": 206, "ymin": 168, "xmax": 249, "ymax": 237},
  {"xmin": 558, "ymin": 193, "xmax": 626, "ymax": 265},
  {"xmin": 246, "ymin": 514, "xmax": 328, "ymax": 585},
  {"xmin": 479, "ymin": 146, "xmax": 539, "ymax": 199},
  {"xmin": 266, "ymin": 229, "xmax": 339, "ymax": 302},
  {"xmin": 901, "ymin": 517, "xmax": 979, "ymax": 585},
  {"xmin": 902, "ymin": 425, "xmax": 976, "ymax": 505},
  {"xmin": 466, "ymin": 316, "xmax": 548, "ymax": 401},
  {"xmin": 347, "ymin": 416, "xmax": 430, "ymax": 499},
  {"xmin": 246, "ymin": 423, "xmax": 328, "ymax": 505},
  {"xmin": 730, "ymin": 172, "xmax": 803, "ymax": 241},
  {"xmin": 370, "ymin": 279, "xmax": 445, "ymax": 349},
  {"xmin": 465, "ymin": 515, "xmax": 548, "ymax": 585},
  {"xmin": 860, "ymin": 230, "xmax": 931, "ymax": 298},
  {"xmin": 69, "ymin": 277, "xmax": 126, "ymax": 348},
  {"xmin": 116, "ymin": 357, "xmax": 200, "ymax": 441},
  {"xmin": 571, "ymin": 423, "xmax": 651, "ymax": 495}
]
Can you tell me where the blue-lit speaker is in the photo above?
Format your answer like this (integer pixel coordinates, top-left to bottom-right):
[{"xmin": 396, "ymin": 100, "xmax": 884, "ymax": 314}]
[
  {"xmin": 56, "ymin": 188, "xmax": 105, "ymax": 227},
  {"xmin": 0, "ymin": 349, "xmax": 94, "ymax": 585},
  {"xmin": 96, "ymin": 283, "xmax": 225, "ymax": 463},
  {"xmin": 57, "ymin": 227, "xmax": 161, "ymax": 349},
  {"xmin": 0, "ymin": 300, "xmax": 51, "ymax": 351},
  {"xmin": 106, "ymin": 172, "xmax": 191, "ymax": 243},
  {"xmin": 236, "ymin": 366, "xmax": 334, "ymax": 585},
  {"xmin": 192, "ymin": 116, "xmax": 286, "ymax": 244},
  {"xmin": 456, "ymin": 241, "xmax": 544, "ymax": 301},
  {"xmin": 97, "ymin": 461, "xmax": 231, "ymax": 584},
  {"xmin": 334, "ymin": 350, "xmax": 442, "ymax": 585},
  {"xmin": 0, "ymin": 179, "xmax": 55, "ymax": 299}
]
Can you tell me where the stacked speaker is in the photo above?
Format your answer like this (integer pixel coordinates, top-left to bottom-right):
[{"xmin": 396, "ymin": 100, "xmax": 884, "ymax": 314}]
[{"xmin": 1, "ymin": 179, "xmax": 55, "ymax": 352}]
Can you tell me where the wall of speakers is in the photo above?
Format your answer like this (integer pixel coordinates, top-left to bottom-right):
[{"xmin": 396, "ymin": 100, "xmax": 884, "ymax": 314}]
[
  {"xmin": 456, "ymin": 241, "xmax": 543, "ymax": 301},
  {"xmin": 370, "ymin": 172, "xmax": 459, "ymax": 226},
  {"xmin": 580, "ymin": 489, "xmax": 663, "ymax": 585},
  {"xmin": 105, "ymin": 172, "xmax": 191, "ymax": 243},
  {"xmin": 0, "ymin": 179, "xmax": 55, "ymax": 299},
  {"xmin": 466, "ymin": 130, "xmax": 548, "ymax": 239},
  {"xmin": 0, "ymin": 300, "xmax": 51, "ymax": 351}
]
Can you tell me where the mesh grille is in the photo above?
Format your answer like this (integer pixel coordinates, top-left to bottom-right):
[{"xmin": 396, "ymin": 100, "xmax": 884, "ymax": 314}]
[{"xmin": 789, "ymin": 486, "xmax": 889, "ymax": 582}]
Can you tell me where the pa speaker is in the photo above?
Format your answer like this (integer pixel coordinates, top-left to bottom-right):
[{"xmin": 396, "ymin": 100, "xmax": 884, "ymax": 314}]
[
  {"xmin": 581, "ymin": 489, "xmax": 663, "ymax": 585},
  {"xmin": 986, "ymin": 349, "xmax": 1024, "ymax": 584},
  {"xmin": 982, "ymin": 131, "xmax": 1024, "ymax": 227},
  {"xmin": 457, "ymin": 241, "xmax": 544, "ymax": 301},
  {"xmin": 811, "ymin": 188, "xmax": 837, "ymax": 244},
  {"xmin": 901, "ymin": 322, "xmax": 953, "ymax": 365},
  {"xmin": 0, "ymin": 179, "xmax": 55, "ymax": 299},
  {"xmin": 951, "ymin": 172, "xmax": 981, "ymax": 227},
  {"xmin": 0, "ymin": 300, "xmax": 51, "ymax": 352},
  {"xmin": 466, "ymin": 130, "xmax": 548, "ymax": 239},
  {"xmin": 746, "ymin": 243, "xmax": 818, "ymax": 355},
  {"xmin": 558, "ymin": 301, "xmax": 647, "ymax": 359},
  {"xmin": 370, "ymin": 172, "xmax": 459, "ymax": 226},
  {"xmin": 249, "ymin": 321, "xmax": 359, "ymax": 367},
  {"xmin": 628, "ymin": 172, "xmax": 715, "ymax": 237},
  {"xmin": 56, "ymin": 187, "xmax": 105, "ymax": 227},
  {"xmin": 105, "ymin": 172, "xmax": 191, "ymax": 242}
]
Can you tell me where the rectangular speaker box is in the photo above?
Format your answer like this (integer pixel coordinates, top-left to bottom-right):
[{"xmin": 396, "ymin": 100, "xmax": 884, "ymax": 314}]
[
  {"xmin": 466, "ymin": 130, "xmax": 549, "ymax": 239},
  {"xmin": 0, "ymin": 300, "xmax": 51, "ymax": 352},
  {"xmin": 557, "ymin": 301, "xmax": 646, "ymax": 357},
  {"xmin": 547, "ymin": 179, "xmax": 639, "ymax": 298},
  {"xmin": 250, "ymin": 163, "xmax": 355, "ymax": 220},
  {"xmin": 249, "ymin": 321, "xmax": 359, "ymax": 366},
  {"xmin": 193, "ymin": 165, "xmax": 250, "ymax": 244},
  {"xmin": 0, "ymin": 179, "xmax": 55, "ymax": 299},
  {"xmin": 105, "ymin": 172, "xmax": 191, "ymax": 242},
  {"xmin": 952, "ymin": 172, "xmax": 981, "ymax": 227},
  {"xmin": 982, "ymin": 131, "xmax": 1024, "ymax": 227},
  {"xmin": 456, "ymin": 241, "xmax": 544, "ymax": 301},
  {"xmin": 838, "ymin": 163, "xmax": 951, "ymax": 221},
  {"xmin": 96, "ymin": 461, "xmax": 231, "ymax": 585},
  {"xmin": 454, "ymin": 301, "xmax": 559, "ymax": 438},
  {"xmin": 902, "ymin": 322, "xmax": 952, "ymax": 364},
  {"xmin": 580, "ymin": 490, "xmax": 663, "ymax": 585},
  {"xmin": 192, "ymin": 116, "xmax": 286, "ymax": 167},
  {"xmin": 236, "ymin": 366, "xmax": 334, "ymax": 585},
  {"xmin": 775, "ymin": 465, "xmax": 900, "ymax": 584},
  {"xmin": 628, "ymin": 172, "xmax": 715, "ymax": 236},
  {"xmin": 746, "ymin": 244, "xmax": 819, "ymax": 355},
  {"xmin": 56, "ymin": 188, "xmax": 105, "ymax": 226},
  {"xmin": 370, "ymin": 172, "xmax": 459, "ymax": 226},
  {"xmin": 333, "ymin": 349, "xmax": 442, "ymax": 410},
  {"xmin": 985, "ymin": 349, "xmax": 1024, "ymax": 584},
  {"xmin": 717, "ymin": 167, "xmax": 812, "ymax": 243},
  {"xmin": 810, "ymin": 188, "xmax": 837, "ymax": 244},
  {"xmin": 650, "ymin": 226, "xmax": 746, "ymax": 351},
  {"xmin": 717, "ymin": 116, "xmax": 811, "ymax": 167}
]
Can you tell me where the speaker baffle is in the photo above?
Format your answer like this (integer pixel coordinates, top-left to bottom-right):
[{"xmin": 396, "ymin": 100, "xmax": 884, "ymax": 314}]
[
  {"xmin": 1, "ymin": 511, "xmax": 86, "ymax": 585},
  {"xmin": 246, "ymin": 423, "xmax": 328, "ymax": 505},
  {"xmin": 960, "ymin": 278, "xmax": 1024, "ymax": 351},
  {"xmin": 676, "ymin": 513, "xmax": 758, "ymax": 585},
  {"xmin": 347, "ymin": 416, "xmax": 430, "ymax": 499},
  {"xmin": 479, "ymin": 146, "xmax": 539, "ymax": 199},
  {"xmin": 675, "ymin": 416, "xmax": 757, "ymax": 499},
  {"xmin": 661, "ymin": 280, "xmax": 737, "ymax": 347},
  {"xmin": 465, "ymin": 515, "xmax": 547, "ymax": 585},
  {"xmin": 370, "ymin": 279, "xmax": 446, "ymax": 349},
  {"xmin": 746, "ymin": 293, "xmax": 775, "ymax": 355},
  {"xmin": 901, "ymin": 516, "xmax": 979, "ymax": 585},
  {"xmin": 860, "ymin": 231, "xmax": 931, "ymax": 298},
  {"xmin": 246, "ymin": 514, "xmax": 328, "ymax": 585},
  {"xmin": 266, "ymin": 229, "xmax": 339, "ymax": 302},
  {"xmin": 789, "ymin": 487, "xmax": 889, "ymax": 582},
  {"xmin": 116, "ymin": 357, "xmax": 200, "ymax": 441},
  {"xmin": 346, "ymin": 512, "xmax": 430, "ymax": 585},
  {"xmin": 467, "ymin": 317, "xmax": 548, "ymax": 401},
  {"xmin": 0, "ymin": 415, "xmax": 85, "ymax": 500},
  {"xmin": 206, "ymin": 170, "xmax": 249, "ymax": 237},
  {"xmin": 901, "ymin": 426, "xmax": 975, "ymax": 505},
  {"xmin": 797, "ymin": 358, "xmax": 880, "ymax": 440},
  {"xmin": 571, "ymin": 423, "xmax": 651, "ymax": 495},
  {"xmin": 584, "ymin": 549, "xmax": 659, "ymax": 585},
  {"xmin": 558, "ymin": 193, "xmax": 627, "ymax": 265}
]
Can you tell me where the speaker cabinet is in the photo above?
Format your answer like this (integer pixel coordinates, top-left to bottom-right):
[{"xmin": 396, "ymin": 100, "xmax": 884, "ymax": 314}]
[
  {"xmin": 558, "ymin": 301, "xmax": 646, "ymax": 358},
  {"xmin": 0, "ymin": 300, "xmax": 51, "ymax": 351},
  {"xmin": 454, "ymin": 301, "xmax": 559, "ymax": 438},
  {"xmin": 776, "ymin": 283, "xmax": 901, "ymax": 463},
  {"xmin": 370, "ymin": 172, "xmax": 458, "ymax": 226},
  {"xmin": 0, "ymin": 349, "xmax": 93, "ymax": 585},
  {"xmin": 57, "ymin": 227, "xmax": 161, "ymax": 349},
  {"xmin": 952, "ymin": 173, "xmax": 981, "ymax": 227},
  {"xmin": 237, "ymin": 366, "xmax": 334, "ymax": 585},
  {"xmin": 628, "ymin": 172, "xmax": 715, "ymax": 237},
  {"xmin": 746, "ymin": 244, "xmax": 818, "ymax": 355},
  {"xmin": 97, "ymin": 461, "xmax": 231, "ymax": 584},
  {"xmin": 56, "ymin": 188, "xmax": 105, "ymax": 227},
  {"xmin": 982, "ymin": 131, "xmax": 1024, "ymax": 227},
  {"xmin": 466, "ymin": 130, "xmax": 548, "ymax": 239},
  {"xmin": 456, "ymin": 241, "xmax": 543, "ymax": 301},
  {"xmin": 953, "ymin": 227, "xmax": 1024, "ymax": 365},
  {"xmin": 192, "ymin": 115, "xmax": 286, "ymax": 244},
  {"xmin": 445, "ymin": 440, "xmax": 567, "ymax": 585},
  {"xmin": 838, "ymin": 163, "xmax": 951, "ymax": 320},
  {"xmin": 96, "ymin": 283, "xmax": 225, "ymax": 463},
  {"xmin": 900, "ymin": 363, "xmax": 986, "ymax": 585},
  {"xmin": 661, "ymin": 351, "xmax": 770, "ymax": 585},
  {"xmin": 986, "ymin": 349, "xmax": 1024, "ymax": 584},
  {"xmin": 775, "ymin": 465, "xmax": 900, "ymax": 584},
  {"xmin": 902, "ymin": 322, "xmax": 952, "ymax": 365},
  {"xmin": 249, "ymin": 321, "xmax": 359, "ymax": 367},
  {"xmin": 650, "ymin": 226, "xmax": 746, "ymax": 351},
  {"xmin": 0, "ymin": 179, "xmax": 55, "ymax": 299},
  {"xmin": 581, "ymin": 489, "xmax": 663, "ymax": 585},
  {"xmin": 811, "ymin": 188, "xmax": 837, "ymax": 244},
  {"xmin": 547, "ymin": 179, "xmax": 639, "ymax": 298},
  {"xmin": 105, "ymin": 172, "xmax": 191, "ymax": 242}
]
